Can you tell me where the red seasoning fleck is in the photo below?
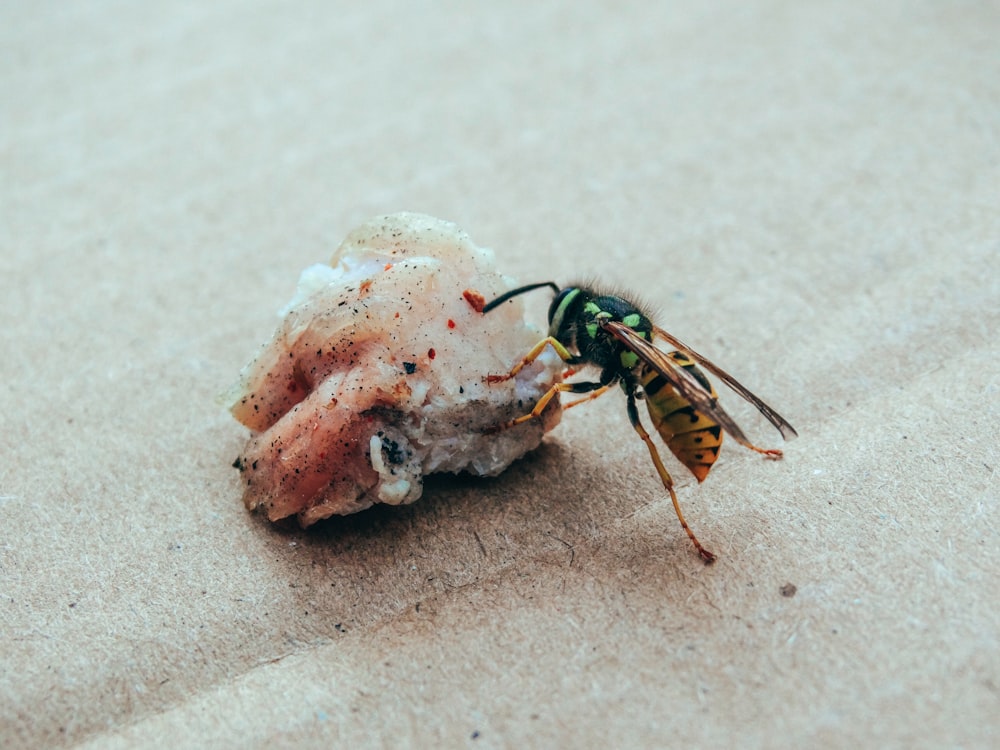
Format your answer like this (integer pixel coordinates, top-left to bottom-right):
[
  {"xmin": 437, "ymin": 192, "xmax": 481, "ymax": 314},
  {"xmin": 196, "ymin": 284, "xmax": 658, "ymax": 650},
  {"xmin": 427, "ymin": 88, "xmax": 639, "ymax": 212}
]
[
  {"xmin": 427, "ymin": 348, "xmax": 436, "ymax": 360},
  {"xmin": 384, "ymin": 263, "xmax": 393, "ymax": 271},
  {"xmin": 447, "ymin": 319, "xmax": 456, "ymax": 329},
  {"xmin": 463, "ymin": 288, "xmax": 485, "ymax": 313}
]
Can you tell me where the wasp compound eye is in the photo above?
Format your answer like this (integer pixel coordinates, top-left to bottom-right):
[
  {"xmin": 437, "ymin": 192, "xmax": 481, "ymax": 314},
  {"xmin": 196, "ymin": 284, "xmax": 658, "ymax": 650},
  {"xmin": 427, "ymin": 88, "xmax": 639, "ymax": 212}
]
[{"xmin": 547, "ymin": 286, "xmax": 576, "ymax": 324}]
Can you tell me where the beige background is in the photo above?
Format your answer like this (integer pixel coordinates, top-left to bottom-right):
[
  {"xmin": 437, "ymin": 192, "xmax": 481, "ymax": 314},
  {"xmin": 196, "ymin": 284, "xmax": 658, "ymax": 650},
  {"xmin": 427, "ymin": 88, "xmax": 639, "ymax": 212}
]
[{"xmin": 3, "ymin": 1, "xmax": 998, "ymax": 748}]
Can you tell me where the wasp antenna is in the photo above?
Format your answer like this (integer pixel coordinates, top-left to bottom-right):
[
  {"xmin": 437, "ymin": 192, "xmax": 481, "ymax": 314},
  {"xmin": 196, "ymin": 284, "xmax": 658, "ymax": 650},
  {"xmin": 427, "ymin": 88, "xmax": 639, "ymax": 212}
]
[{"xmin": 482, "ymin": 281, "xmax": 561, "ymax": 313}]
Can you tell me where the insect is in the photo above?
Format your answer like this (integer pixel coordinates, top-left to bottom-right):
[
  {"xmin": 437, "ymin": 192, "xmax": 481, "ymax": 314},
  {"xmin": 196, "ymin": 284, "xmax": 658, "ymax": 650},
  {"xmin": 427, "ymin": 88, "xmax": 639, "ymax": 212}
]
[{"xmin": 482, "ymin": 282, "xmax": 797, "ymax": 562}]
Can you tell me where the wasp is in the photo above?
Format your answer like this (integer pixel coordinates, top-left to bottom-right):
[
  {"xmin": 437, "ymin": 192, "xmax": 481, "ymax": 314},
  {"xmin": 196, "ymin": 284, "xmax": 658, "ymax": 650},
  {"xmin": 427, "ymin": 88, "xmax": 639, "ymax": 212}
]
[{"xmin": 482, "ymin": 282, "xmax": 797, "ymax": 563}]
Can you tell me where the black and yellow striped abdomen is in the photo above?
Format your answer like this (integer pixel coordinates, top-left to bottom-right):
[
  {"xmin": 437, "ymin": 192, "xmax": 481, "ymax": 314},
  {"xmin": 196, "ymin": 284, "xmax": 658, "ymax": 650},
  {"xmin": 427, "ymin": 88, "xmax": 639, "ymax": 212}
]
[{"xmin": 641, "ymin": 352, "xmax": 723, "ymax": 483}]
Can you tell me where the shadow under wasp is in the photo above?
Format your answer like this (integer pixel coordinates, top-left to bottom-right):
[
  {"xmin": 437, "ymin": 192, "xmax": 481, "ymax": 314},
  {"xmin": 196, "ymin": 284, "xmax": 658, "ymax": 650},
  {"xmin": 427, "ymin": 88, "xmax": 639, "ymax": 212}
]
[{"xmin": 482, "ymin": 282, "xmax": 797, "ymax": 563}]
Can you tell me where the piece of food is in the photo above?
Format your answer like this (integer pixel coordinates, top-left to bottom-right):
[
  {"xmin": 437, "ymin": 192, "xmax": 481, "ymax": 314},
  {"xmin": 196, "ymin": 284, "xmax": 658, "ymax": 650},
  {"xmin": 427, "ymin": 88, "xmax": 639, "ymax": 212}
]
[{"xmin": 225, "ymin": 213, "xmax": 562, "ymax": 525}]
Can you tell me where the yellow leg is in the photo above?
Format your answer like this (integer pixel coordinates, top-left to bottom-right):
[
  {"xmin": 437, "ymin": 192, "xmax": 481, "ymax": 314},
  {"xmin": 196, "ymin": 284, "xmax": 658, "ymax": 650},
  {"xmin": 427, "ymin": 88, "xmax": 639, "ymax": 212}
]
[
  {"xmin": 628, "ymin": 394, "xmax": 715, "ymax": 563},
  {"xmin": 507, "ymin": 382, "xmax": 610, "ymax": 428},
  {"xmin": 740, "ymin": 440, "xmax": 784, "ymax": 460},
  {"xmin": 563, "ymin": 384, "xmax": 612, "ymax": 411},
  {"xmin": 485, "ymin": 336, "xmax": 577, "ymax": 383}
]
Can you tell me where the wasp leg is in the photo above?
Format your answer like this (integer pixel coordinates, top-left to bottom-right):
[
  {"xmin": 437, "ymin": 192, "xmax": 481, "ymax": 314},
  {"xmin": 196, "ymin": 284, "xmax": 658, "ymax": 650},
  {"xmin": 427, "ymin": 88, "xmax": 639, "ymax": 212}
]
[
  {"xmin": 563, "ymin": 383, "xmax": 613, "ymax": 411},
  {"xmin": 505, "ymin": 380, "xmax": 607, "ymax": 428},
  {"xmin": 485, "ymin": 336, "xmax": 578, "ymax": 384},
  {"xmin": 626, "ymin": 392, "xmax": 716, "ymax": 563},
  {"xmin": 731, "ymin": 436, "xmax": 784, "ymax": 460}
]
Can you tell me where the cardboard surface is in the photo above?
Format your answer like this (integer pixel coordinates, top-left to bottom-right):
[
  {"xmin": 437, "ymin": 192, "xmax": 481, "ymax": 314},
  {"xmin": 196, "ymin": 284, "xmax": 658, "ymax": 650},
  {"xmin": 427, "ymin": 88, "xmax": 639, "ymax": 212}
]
[{"xmin": 2, "ymin": 1, "xmax": 997, "ymax": 747}]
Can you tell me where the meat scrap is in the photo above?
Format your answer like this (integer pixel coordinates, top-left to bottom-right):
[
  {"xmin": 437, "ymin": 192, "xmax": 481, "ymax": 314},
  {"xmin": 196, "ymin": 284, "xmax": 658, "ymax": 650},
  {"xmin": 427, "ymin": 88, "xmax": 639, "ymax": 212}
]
[{"xmin": 225, "ymin": 213, "xmax": 562, "ymax": 525}]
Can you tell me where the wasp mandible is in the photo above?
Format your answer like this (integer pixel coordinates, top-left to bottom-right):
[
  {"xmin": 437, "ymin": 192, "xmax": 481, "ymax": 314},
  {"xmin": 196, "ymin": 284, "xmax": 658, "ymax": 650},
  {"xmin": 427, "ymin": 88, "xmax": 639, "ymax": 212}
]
[{"xmin": 483, "ymin": 282, "xmax": 797, "ymax": 563}]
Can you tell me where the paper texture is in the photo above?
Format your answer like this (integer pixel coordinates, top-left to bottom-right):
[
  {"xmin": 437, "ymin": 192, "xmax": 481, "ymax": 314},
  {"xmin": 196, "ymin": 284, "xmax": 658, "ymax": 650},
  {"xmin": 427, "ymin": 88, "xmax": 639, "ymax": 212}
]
[{"xmin": 2, "ymin": 1, "xmax": 997, "ymax": 747}]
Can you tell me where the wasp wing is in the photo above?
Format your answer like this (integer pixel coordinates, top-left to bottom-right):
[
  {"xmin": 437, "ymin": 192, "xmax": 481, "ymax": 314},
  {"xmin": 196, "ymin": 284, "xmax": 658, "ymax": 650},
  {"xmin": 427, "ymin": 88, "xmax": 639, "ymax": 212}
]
[
  {"xmin": 602, "ymin": 320, "xmax": 754, "ymax": 445},
  {"xmin": 651, "ymin": 325, "xmax": 798, "ymax": 440}
]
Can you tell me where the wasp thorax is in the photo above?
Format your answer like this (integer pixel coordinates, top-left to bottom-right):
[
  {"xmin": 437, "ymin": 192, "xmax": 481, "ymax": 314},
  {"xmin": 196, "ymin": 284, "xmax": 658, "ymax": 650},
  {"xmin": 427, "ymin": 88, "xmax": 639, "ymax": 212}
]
[{"xmin": 583, "ymin": 295, "xmax": 652, "ymax": 340}]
